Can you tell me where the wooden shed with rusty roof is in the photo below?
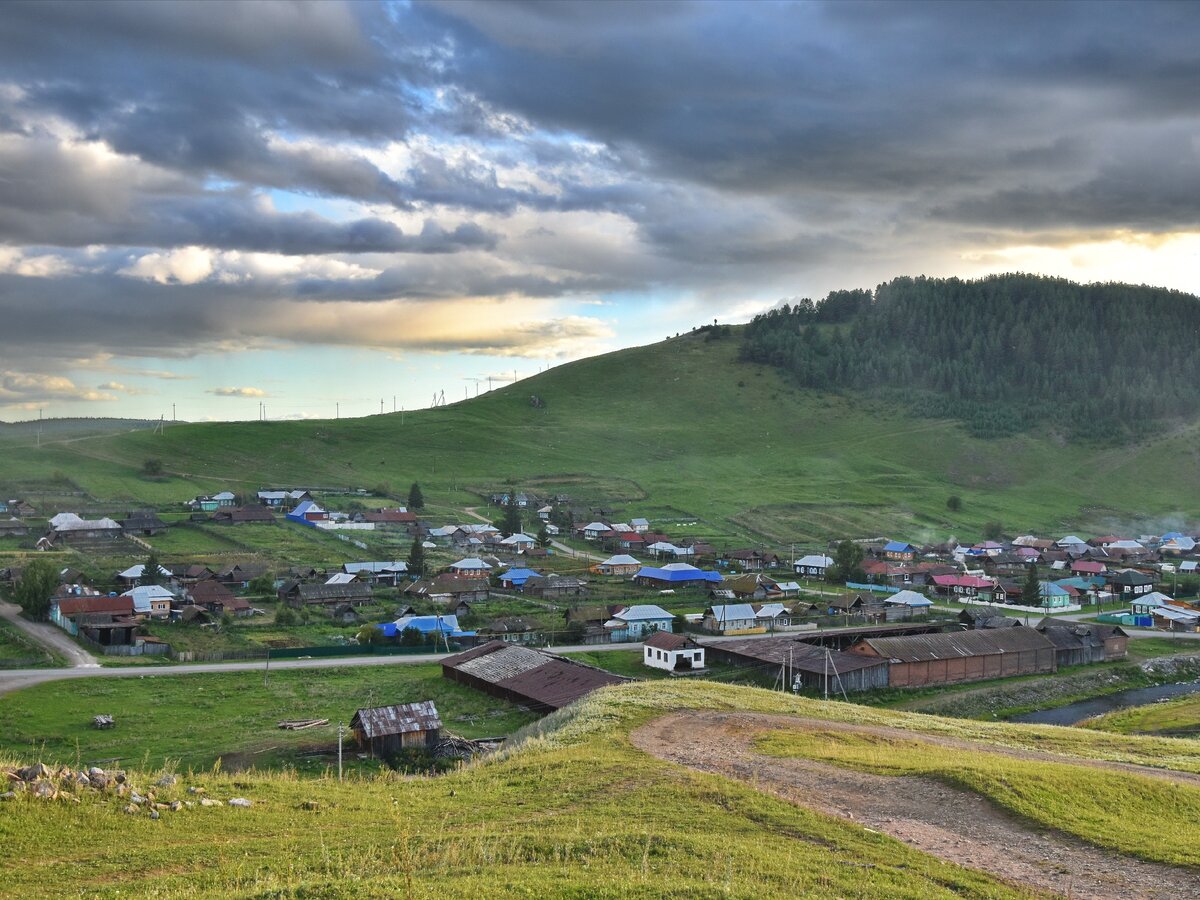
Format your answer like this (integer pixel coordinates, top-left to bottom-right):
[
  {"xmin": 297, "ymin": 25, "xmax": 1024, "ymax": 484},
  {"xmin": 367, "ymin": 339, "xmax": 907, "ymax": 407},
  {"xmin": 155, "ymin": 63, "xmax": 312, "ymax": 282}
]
[
  {"xmin": 849, "ymin": 628, "xmax": 1057, "ymax": 688},
  {"xmin": 350, "ymin": 700, "xmax": 443, "ymax": 757}
]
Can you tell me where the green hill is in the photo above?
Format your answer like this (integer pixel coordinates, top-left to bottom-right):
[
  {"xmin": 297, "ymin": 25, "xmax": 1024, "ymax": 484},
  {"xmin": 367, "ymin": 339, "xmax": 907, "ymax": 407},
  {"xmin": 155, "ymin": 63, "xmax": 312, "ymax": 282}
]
[
  {"xmin": 3, "ymin": 308, "xmax": 1200, "ymax": 544},
  {"xmin": 2, "ymin": 680, "xmax": 1199, "ymax": 897}
]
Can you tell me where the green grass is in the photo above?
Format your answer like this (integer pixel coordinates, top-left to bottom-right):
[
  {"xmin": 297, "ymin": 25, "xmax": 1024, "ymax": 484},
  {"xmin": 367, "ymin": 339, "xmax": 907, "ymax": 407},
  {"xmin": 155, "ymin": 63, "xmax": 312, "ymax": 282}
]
[
  {"xmin": 6, "ymin": 332, "xmax": 1200, "ymax": 545},
  {"xmin": 1083, "ymin": 692, "xmax": 1200, "ymax": 737},
  {"xmin": 5, "ymin": 679, "xmax": 1200, "ymax": 896},
  {"xmin": 755, "ymin": 725, "xmax": 1200, "ymax": 868},
  {"xmin": 0, "ymin": 664, "xmax": 538, "ymax": 774},
  {"xmin": 0, "ymin": 621, "xmax": 59, "ymax": 668}
]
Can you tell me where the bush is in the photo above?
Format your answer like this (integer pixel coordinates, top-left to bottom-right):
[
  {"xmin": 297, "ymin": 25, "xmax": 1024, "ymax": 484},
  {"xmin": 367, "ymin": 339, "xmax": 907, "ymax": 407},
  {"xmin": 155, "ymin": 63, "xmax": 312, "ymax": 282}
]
[
  {"xmin": 142, "ymin": 458, "xmax": 164, "ymax": 477},
  {"xmin": 274, "ymin": 606, "xmax": 298, "ymax": 627},
  {"xmin": 946, "ymin": 495, "xmax": 962, "ymax": 512}
]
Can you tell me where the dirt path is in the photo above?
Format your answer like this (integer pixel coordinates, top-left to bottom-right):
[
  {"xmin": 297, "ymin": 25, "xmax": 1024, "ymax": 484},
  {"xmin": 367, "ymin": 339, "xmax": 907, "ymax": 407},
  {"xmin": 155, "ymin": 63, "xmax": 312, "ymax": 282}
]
[
  {"xmin": 0, "ymin": 599, "xmax": 98, "ymax": 668},
  {"xmin": 632, "ymin": 711, "xmax": 1200, "ymax": 900}
]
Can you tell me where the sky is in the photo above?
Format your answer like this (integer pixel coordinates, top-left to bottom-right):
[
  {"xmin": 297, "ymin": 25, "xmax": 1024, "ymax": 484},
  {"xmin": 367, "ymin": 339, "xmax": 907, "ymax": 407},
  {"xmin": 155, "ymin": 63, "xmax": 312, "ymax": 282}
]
[{"xmin": 1, "ymin": 0, "xmax": 1198, "ymax": 422}]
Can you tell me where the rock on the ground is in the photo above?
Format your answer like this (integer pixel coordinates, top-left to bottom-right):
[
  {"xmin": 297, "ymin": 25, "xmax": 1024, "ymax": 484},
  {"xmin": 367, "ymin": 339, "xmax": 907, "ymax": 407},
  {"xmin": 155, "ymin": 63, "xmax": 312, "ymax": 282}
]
[
  {"xmin": 155, "ymin": 774, "xmax": 177, "ymax": 787},
  {"xmin": 198, "ymin": 797, "xmax": 220, "ymax": 807},
  {"xmin": 0, "ymin": 792, "xmax": 16, "ymax": 801},
  {"xmin": 227, "ymin": 798, "xmax": 252, "ymax": 808}
]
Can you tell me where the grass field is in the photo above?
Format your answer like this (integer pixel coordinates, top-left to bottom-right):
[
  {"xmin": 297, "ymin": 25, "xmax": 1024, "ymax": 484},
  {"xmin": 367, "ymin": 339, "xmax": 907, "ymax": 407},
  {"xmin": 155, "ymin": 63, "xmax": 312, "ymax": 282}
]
[
  {"xmin": 3, "ymin": 679, "xmax": 1200, "ymax": 897},
  {"xmin": 4, "ymin": 332, "xmax": 1200, "ymax": 548},
  {"xmin": 0, "ymin": 622, "xmax": 57, "ymax": 668},
  {"xmin": 755, "ymin": 724, "xmax": 1200, "ymax": 868},
  {"xmin": 0, "ymin": 664, "xmax": 538, "ymax": 773},
  {"xmin": 1083, "ymin": 692, "xmax": 1200, "ymax": 737}
]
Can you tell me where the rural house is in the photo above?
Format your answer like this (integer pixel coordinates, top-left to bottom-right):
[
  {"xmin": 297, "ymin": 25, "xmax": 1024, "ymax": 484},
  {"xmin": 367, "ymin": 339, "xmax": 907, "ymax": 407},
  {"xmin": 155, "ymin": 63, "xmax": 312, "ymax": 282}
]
[
  {"xmin": 633, "ymin": 563, "xmax": 722, "ymax": 590},
  {"xmin": 404, "ymin": 574, "xmax": 490, "ymax": 604},
  {"xmin": 120, "ymin": 510, "xmax": 168, "ymax": 536},
  {"xmin": 643, "ymin": 631, "xmax": 705, "ymax": 672},
  {"xmin": 211, "ymin": 505, "xmax": 277, "ymax": 525},
  {"xmin": 794, "ymin": 554, "xmax": 833, "ymax": 577},
  {"xmin": 592, "ymin": 554, "xmax": 642, "ymax": 576},
  {"xmin": 281, "ymin": 582, "xmax": 372, "ymax": 608},
  {"xmin": 605, "ymin": 604, "xmax": 674, "ymax": 641},
  {"xmin": 528, "ymin": 575, "xmax": 588, "ymax": 600},
  {"xmin": 702, "ymin": 603, "xmax": 763, "ymax": 635}
]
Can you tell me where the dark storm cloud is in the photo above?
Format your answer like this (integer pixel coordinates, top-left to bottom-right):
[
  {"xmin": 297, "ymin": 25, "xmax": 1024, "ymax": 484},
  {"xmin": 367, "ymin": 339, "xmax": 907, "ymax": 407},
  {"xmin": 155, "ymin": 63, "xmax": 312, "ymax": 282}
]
[{"xmin": 1, "ymin": 0, "xmax": 1198, "ymax": 378}]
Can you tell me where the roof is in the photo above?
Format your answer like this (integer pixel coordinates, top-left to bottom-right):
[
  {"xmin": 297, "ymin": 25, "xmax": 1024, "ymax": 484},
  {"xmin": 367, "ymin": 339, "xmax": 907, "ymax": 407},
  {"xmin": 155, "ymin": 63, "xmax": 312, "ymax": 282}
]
[
  {"xmin": 857, "ymin": 628, "xmax": 1055, "ymax": 662},
  {"xmin": 796, "ymin": 555, "xmax": 833, "ymax": 567},
  {"xmin": 49, "ymin": 513, "xmax": 121, "ymax": 532},
  {"xmin": 117, "ymin": 563, "xmax": 173, "ymax": 580},
  {"xmin": 343, "ymin": 561, "xmax": 408, "ymax": 575},
  {"xmin": 443, "ymin": 641, "xmax": 628, "ymax": 710},
  {"xmin": 500, "ymin": 568, "xmax": 543, "ymax": 582},
  {"xmin": 121, "ymin": 584, "xmax": 176, "ymax": 611},
  {"xmin": 644, "ymin": 632, "xmax": 694, "ymax": 651},
  {"xmin": 287, "ymin": 500, "xmax": 325, "ymax": 518},
  {"xmin": 500, "ymin": 533, "xmax": 536, "ymax": 544},
  {"xmin": 704, "ymin": 635, "xmax": 888, "ymax": 674},
  {"xmin": 449, "ymin": 557, "xmax": 492, "ymax": 570},
  {"xmin": 382, "ymin": 614, "xmax": 471, "ymax": 637},
  {"xmin": 613, "ymin": 604, "xmax": 674, "ymax": 622},
  {"xmin": 55, "ymin": 595, "xmax": 135, "ymax": 617},
  {"xmin": 884, "ymin": 589, "xmax": 933, "ymax": 607},
  {"xmin": 325, "ymin": 573, "xmax": 358, "ymax": 585},
  {"xmin": 636, "ymin": 566, "xmax": 723, "ymax": 583},
  {"xmin": 931, "ymin": 575, "xmax": 992, "ymax": 589},
  {"xmin": 292, "ymin": 583, "xmax": 372, "ymax": 602},
  {"xmin": 883, "ymin": 541, "xmax": 915, "ymax": 553},
  {"xmin": 350, "ymin": 701, "xmax": 442, "ymax": 738},
  {"xmin": 599, "ymin": 554, "xmax": 641, "ymax": 566},
  {"xmin": 404, "ymin": 574, "xmax": 490, "ymax": 597},
  {"xmin": 706, "ymin": 603, "xmax": 758, "ymax": 622}
]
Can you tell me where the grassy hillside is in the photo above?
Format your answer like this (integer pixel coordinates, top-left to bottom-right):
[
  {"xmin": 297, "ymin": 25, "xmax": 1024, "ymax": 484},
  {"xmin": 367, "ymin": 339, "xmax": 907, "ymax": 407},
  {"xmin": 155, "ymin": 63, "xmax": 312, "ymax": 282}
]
[
  {"xmin": 4, "ymin": 679, "xmax": 1200, "ymax": 897},
  {"xmin": 4, "ymin": 332, "xmax": 1200, "ymax": 544}
]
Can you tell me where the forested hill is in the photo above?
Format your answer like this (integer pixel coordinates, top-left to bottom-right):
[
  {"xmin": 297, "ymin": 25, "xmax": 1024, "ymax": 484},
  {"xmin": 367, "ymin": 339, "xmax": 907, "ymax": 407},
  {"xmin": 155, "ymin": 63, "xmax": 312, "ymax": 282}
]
[{"xmin": 740, "ymin": 274, "xmax": 1200, "ymax": 438}]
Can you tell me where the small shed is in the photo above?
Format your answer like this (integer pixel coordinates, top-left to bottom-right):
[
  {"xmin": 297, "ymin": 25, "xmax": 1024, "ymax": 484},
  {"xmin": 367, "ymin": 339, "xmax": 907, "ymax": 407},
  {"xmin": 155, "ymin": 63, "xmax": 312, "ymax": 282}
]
[{"xmin": 350, "ymin": 701, "xmax": 443, "ymax": 757}]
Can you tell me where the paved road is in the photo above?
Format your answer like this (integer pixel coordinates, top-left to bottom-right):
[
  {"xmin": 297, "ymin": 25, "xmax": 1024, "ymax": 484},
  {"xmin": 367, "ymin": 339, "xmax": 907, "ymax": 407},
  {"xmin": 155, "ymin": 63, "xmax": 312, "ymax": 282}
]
[{"xmin": 0, "ymin": 599, "xmax": 99, "ymax": 668}]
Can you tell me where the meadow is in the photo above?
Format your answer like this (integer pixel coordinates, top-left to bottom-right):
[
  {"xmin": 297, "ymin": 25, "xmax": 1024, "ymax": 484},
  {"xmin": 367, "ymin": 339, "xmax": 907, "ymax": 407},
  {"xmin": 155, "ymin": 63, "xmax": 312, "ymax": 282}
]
[
  {"xmin": 5, "ymin": 331, "xmax": 1200, "ymax": 548},
  {"xmin": 1083, "ymin": 692, "xmax": 1200, "ymax": 737},
  {"xmin": 0, "ymin": 664, "xmax": 538, "ymax": 773},
  {"xmin": 3, "ymin": 679, "xmax": 1200, "ymax": 897}
]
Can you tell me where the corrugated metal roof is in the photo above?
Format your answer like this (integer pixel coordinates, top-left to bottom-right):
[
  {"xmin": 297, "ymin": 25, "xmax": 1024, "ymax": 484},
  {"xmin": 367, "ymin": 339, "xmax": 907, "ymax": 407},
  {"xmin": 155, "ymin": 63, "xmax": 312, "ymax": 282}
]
[
  {"xmin": 706, "ymin": 636, "xmax": 887, "ymax": 674},
  {"xmin": 351, "ymin": 701, "xmax": 441, "ymax": 738},
  {"xmin": 859, "ymin": 628, "xmax": 1055, "ymax": 662},
  {"xmin": 455, "ymin": 644, "xmax": 548, "ymax": 681},
  {"xmin": 443, "ymin": 641, "xmax": 629, "ymax": 710}
]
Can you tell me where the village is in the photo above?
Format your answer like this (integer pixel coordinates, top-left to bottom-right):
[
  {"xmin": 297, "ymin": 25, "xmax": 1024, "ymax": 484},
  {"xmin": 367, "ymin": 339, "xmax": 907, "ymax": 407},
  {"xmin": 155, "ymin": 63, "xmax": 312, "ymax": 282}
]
[{"xmin": 3, "ymin": 480, "xmax": 1200, "ymax": 764}]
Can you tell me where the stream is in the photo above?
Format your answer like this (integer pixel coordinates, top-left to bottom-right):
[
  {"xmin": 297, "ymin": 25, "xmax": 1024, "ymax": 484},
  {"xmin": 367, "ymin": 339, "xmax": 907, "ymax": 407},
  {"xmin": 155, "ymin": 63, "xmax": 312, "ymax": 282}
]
[{"xmin": 1010, "ymin": 679, "xmax": 1200, "ymax": 726}]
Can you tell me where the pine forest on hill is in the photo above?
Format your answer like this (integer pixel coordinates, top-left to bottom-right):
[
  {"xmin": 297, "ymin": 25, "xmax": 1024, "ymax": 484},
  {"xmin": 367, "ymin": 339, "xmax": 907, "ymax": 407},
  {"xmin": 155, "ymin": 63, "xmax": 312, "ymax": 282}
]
[{"xmin": 741, "ymin": 274, "xmax": 1200, "ymax": 438}]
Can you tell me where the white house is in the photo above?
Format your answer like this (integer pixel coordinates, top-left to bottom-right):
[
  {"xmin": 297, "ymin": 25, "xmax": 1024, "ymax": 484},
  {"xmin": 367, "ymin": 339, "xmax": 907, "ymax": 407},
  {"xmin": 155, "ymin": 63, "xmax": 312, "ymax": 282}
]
[
  {"xmin": 500, "ymin": 533, "xmax": 536, "ymax": 551},
  {"xmin": 794, "ymin": 554, "xmax": 833, "ymax": 577},
  {"xmin": 643, "ymin": 631, "xmax": 705, "ymax": 672},
  {"xmin": 630, "ymin": 518, "xmax": 650, "ymax": 533},
  {"xmin": 449, "ymin": 557, "xmax": 492, "ymax": 575},
  {"xmin": 702, "ymin": 603, "xmax": 761, "ymax": 634},
  {"xmin": 583, "ymin": 522, "xmax": 610, "ymax": 540}
]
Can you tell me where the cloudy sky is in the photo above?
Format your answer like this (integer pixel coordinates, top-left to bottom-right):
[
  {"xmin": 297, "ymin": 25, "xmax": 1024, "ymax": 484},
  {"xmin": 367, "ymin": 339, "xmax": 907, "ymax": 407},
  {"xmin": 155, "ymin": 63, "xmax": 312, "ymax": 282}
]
[{"xmin": 1, "ymin": 0, "xmax": 1198, "ymax": 421}]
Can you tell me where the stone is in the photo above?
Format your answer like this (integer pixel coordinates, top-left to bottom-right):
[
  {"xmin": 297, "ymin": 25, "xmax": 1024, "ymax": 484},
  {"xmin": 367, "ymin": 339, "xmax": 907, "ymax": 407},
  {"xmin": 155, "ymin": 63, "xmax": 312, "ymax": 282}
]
[
  {"xmin": 149, "ymin": 810, "xmax": 160, "ymax": 820},
  {"xmin": 187, "ymin": 786, "xmax": 205, "ymax": 795},
  {"xmin": 130, "ymin": 792, "xmax": 146, "ymax": 805},
  {"xmin": 123, "ymin": 804, "xmax": 138, "ymax": 815},
  {"xmin": 88, "ymin": 766, "xmax": 106, "ymax": 778},
  {"xmin": 169, "ymin": 800, "xmax": 184, "ymax": 812},
  {"xmin": 114, "ymin": 773, "xmax": 126, "ymax": 785},
  {"xmin": 74, "ymin": 773, "xmax": 90, "ymax": 788},
  {"xmin": 19, "ymin": 763, "xmax": 51, "ymax": 781},
  {"xmin": 199, "ymin": 797, "xmax": 220, "ymax": 807},
  {"xmin": 31, "ymin": 782, "xmax": 57, "ymax": 800},
  {"xmin": 155, "ymin": 774, "xmax": 177, "ymax": 787},
  {"xmin": 90, "ymin": 774, "xmax": 109, "ymax": 790},
  {"xmin": 227, "ymin": 798, "xmax": 252, "ymax": 808},
  {"xmin": 0, "ymin": 792, "xmax": 16, "ymax": 801},
  {"xmin": 300, "ymin": 800, "xmax": 321, "ymax": 811},
  {"xmin": 115, "ymin": 784, "xmax": 128, "ymax": 797}
]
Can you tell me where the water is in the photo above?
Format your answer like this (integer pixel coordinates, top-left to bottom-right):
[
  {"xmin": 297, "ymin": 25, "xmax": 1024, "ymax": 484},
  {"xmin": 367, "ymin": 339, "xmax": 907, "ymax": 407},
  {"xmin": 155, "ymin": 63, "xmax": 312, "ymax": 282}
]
[{"xmin": 1010, "ymin": 680, "xmax": 1200, "ymax": 726}]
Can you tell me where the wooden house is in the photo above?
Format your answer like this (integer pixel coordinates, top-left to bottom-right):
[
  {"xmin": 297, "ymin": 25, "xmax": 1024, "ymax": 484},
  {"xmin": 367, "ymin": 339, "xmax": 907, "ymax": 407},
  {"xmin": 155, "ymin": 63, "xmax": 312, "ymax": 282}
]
[
  {"xmin": 350, "ymin": 701, "xmax": 443, "ymax": 758},
  {"xmin": 121, "ymin": 510, "xmax": 168, "ymax": 536}
]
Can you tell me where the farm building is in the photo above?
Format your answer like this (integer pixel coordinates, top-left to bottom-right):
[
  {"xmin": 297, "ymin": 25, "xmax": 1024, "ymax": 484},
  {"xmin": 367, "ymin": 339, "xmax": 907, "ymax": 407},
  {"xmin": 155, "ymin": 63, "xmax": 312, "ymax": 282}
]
[
  {"xmin": 281, "ymin": 582, "xmax": 372, "ymax": 608},
  {"xmin": 499, "ymin": 568, "xmax": 543, "ymax": 590},
  {"xmin": 120, "ymin": 510, "xmax": 168, "ymax": 536},
  {"xmin": 342, "ymin": 561, "xmax": 408, "ymax": 585},
  {"xmin": 286, "ymin": 500, "xmax": 328, "ymax": 523},
  {"xmin": 350, "ymin": 701, "xmax": 443, "ymax": 757},
  {"xmin": 44, "ymin": 513, "xmax": 123, "ymax": 548},
  {"xmin": 643, "ymin": 631, "xmax": 705, "ymax": 672},
  {"xmin": 701, "ymin": 635, "xmax": 890, "ymax": 693},
  {"xmin": 211, "ymin": 505, "xmax": 277, "ymax": 525},
  {"xmin": 849, "ymin": 628, "xmax": 1057, "ymax": 688},
  {"xmin": 403, "ymin": 574, "xmax": 490, "ymax": 604},
  {"xmin": 528, "ymin": 575, "xmax": 588, "ymax": 600},
  {"xmin": 1036, "ymin": 622, "xmax": 1128, "ymax": 667},
  {"xmin": 634, "ymin": 563, "xmax": 722, "ymax": 589},
  {"xmin": 442, "ymin": 641, "xmax": 629, "ymax": 713}
]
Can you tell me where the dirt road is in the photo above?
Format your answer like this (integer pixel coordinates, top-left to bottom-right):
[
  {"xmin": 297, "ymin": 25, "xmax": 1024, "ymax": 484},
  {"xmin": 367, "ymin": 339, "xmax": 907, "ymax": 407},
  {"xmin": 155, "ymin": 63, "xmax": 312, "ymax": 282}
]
[
  {"xmin": 633, "ymin": 710, "xmax": 1200, "ymax": 900},
  {"xmin": 0, "ymin": 599, "xmax": 98, "ymax": 669}
]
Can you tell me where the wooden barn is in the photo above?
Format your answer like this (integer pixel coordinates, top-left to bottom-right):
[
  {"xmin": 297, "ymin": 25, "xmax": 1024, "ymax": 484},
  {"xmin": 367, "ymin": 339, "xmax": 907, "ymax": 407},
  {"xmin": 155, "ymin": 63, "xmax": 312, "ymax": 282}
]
[
  {"xmin": 850, "ymin": 628, "xmax": 1057, "ymax": 688},
  {"xmin": 350, "ymin": 701, "xmax": 443, "ymax": 757},
  {"xmin": 702, "ymin": 635, "xmax": 891, "ymax": 693},
  {"xmin": 1036, "ymin": 622, "xmax": 1128, "ymax": 667}
]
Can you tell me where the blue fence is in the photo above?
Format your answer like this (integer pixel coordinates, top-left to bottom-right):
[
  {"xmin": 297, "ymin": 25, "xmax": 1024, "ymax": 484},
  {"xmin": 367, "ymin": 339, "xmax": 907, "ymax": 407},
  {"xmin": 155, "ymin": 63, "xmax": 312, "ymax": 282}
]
[{"xmin": 845, "ymin": 582, "xmax": 901, "ymax": 594}]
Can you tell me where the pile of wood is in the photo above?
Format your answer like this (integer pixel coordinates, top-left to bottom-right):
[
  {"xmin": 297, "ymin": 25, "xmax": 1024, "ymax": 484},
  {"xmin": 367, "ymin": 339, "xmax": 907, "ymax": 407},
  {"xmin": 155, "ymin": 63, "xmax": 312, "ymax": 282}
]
[{"xmin": 276, "ymin": 719, "xmax": 329, "ymax": 731}]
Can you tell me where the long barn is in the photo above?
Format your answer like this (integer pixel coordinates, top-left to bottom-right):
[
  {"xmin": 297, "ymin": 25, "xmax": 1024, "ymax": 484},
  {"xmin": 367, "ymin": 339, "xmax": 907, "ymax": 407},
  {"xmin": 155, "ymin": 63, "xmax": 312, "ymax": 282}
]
[
  {"xmin": 700, "ymin": 635, "xmax": 890, "ymax": 693},
  {"xmin": 849, "ymin": 628, "xmax": 1057, "ymax": 688}
]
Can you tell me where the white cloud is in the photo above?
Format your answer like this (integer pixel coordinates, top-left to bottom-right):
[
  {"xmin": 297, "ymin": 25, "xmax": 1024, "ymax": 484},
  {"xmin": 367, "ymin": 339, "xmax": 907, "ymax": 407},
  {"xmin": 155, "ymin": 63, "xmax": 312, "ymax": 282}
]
[
  {"xmin": 120, "ymin": 246, "xmax": 214, "ymax": 284},
  {"xmin": 0, "ymin": 371, "xmax": 116, "ymax": 406},
  {"xmin": 207, "ymin": 386, "xmax": 267, "ymax": 397}
]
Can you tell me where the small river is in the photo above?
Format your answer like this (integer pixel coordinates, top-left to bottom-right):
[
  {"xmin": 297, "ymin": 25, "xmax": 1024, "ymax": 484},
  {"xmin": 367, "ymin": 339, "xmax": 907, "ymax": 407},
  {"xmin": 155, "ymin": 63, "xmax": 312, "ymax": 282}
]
[{"xmin": 1010, "ymin": 679, "xmax": 1200, "ymax": 726}]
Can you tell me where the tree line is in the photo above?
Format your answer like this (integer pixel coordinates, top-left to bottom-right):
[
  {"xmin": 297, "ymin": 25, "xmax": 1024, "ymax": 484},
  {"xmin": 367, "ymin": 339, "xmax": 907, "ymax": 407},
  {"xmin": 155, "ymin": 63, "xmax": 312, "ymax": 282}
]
[{"xmin": 741, "ymin": 274, "xmax": 1200, "ymax": 438}]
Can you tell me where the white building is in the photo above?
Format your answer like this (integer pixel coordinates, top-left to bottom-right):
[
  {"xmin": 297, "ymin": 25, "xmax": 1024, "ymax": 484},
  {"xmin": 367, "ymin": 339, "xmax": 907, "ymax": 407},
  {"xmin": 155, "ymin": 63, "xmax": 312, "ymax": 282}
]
[{"xmin": 643, "ymin": 631, "xmax": 705, "ymax": 672}]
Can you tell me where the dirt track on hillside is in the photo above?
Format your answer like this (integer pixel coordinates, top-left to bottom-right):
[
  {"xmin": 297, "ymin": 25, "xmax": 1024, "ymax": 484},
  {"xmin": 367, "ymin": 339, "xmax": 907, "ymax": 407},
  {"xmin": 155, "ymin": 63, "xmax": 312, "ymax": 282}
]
[{"xmin": 632, "ymin": 711, "xmax": 1200, "ymax": 900}]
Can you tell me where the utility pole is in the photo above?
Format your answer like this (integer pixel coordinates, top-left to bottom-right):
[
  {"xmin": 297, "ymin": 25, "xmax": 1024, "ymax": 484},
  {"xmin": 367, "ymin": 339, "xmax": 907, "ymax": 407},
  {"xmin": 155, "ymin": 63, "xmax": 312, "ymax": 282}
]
[
  {"xmin": 380, "ymin": 398, "xmax": 384, "ymax": 415},
  {"xmin": 337, "ymin": 724, "xmax": 345, "ymax": 782},
  {"xmin": 172, "ymin": 403, "xmax": 176, "ymax": 422},
  {"xmin": 263, "ymin": 647, "xmax": 270, "ymax": 686},
  {"xmin": 336, "ymin": 402, "xmax": 339, "ymax": 419}
]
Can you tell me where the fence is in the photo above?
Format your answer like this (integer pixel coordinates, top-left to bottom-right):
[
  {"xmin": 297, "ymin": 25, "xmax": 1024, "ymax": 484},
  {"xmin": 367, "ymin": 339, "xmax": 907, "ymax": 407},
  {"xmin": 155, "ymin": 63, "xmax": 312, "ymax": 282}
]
[
  {"xmin": 166, "ymin": 642, "xmax": 466, "ymax": 663},
  {"xmin": 845, "ymin": 582, "xmax": 902, "ymax": 594},
  {"xmin": 76, "ymin": 632, "xmax": 171, "ymax": 657}
]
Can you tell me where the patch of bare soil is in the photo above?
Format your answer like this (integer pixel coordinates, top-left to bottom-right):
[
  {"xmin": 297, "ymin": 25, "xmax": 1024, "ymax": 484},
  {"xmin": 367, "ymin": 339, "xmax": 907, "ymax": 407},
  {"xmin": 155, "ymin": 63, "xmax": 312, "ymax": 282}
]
[{"xmin": 632, "ymin": 711, "xmax": 1199, "ymax": 900}]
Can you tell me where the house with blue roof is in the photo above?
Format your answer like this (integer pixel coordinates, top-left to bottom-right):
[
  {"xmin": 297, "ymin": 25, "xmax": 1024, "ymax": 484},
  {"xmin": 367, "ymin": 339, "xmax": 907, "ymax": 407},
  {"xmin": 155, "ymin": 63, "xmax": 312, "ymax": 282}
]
[
  {"xmin": 1038, "ymin": 582, "xmax": 1075, "ymax": 609},
  {"xmin": 499, "ymin": 568, "xmax": 543, "ymax": 590},
  {"xmin": 286, "ymin": 500, "xmax": 328, "ymax": 524},
  {"xmin": 605, "ymin": 604, "xmax": 675, "ymax": 641},
  {"xmin": 633, "ymin": 563, "xmax": 723, "ymax": 589},
  {"xmin": 377, "ymin": 614, "xmax": 475, "ymax": 642},
  {"xmin": 883, "ymin": 541, "xmax": 918, "ymax": 561}
]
